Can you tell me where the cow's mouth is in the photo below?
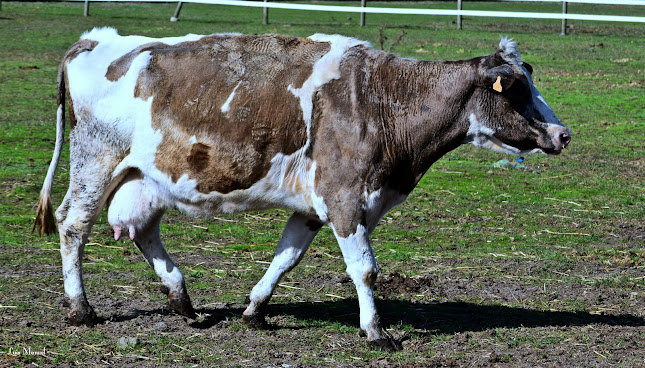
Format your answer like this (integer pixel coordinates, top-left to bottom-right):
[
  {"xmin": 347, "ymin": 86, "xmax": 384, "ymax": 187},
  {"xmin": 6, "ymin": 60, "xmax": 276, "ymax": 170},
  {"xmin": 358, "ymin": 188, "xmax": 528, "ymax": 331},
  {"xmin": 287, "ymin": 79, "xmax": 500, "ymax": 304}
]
[
  {"xmin": 537, "ymin": 141, "xmax": 564, "ymax": 155},
  {"xmin": 541, "ymin": 146, "xmax": 562, "ymax": 155},
  {"xmin": 542, "ymin": 125, "xmax": 571, "ymax": 155},
  {"xmin": 465, "ymin": 123, "xmax": 571, "ymax": 156}
]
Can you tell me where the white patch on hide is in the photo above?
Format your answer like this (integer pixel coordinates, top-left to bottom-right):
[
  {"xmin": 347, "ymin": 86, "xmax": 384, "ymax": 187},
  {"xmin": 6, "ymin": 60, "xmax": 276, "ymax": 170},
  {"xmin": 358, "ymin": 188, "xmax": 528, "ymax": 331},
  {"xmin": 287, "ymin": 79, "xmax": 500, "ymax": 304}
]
[
  {"xmin": 363, "ymin": 189, "xmax": 407, "ymax": 232},
  {"xmin": 364, "ymin": 189, "xmax": 381, "ymax": 212},
  {"xmin": 309, "ymin": 161, "xmax": 329, "ymax": 222},
  {"xmin": 498, "ymin": 37, "xmax": 522, "ymax": 66},
  {"xmin": 466, "ymin": 113, "xmax": 496, "ymax": 143},
  {"xmin": 333, "ymin": 223, "xmax": 381, "ymax": 336},
  {"xmin": 81, "ymin": 27, "xmax": 204, "ymax": 48},
  {"xmin": 466, "ymin": 113, "xmax": 526, "ymax": 155},
  {"xmin": 288, "ymin": 34, "xmax": 369, "ymax": 150},
  {"xmin": 152, "ymin": 258, "xmax": 184, "ymax": 290},
  {"xmin": 60, "ymin": 248, "xmax": 84, "ymax": 303},
  {"xmin": 221, "ymin": 81, "xmax": 242, "ymax": 115}
]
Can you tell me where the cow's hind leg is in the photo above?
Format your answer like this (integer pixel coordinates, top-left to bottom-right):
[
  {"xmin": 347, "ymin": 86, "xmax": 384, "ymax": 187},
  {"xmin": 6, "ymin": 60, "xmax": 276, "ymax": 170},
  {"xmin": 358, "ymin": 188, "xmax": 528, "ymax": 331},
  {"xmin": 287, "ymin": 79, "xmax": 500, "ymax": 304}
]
[
  {"xmin": 57, "ymin": 189, "xmax": 99, "ymax": 326},
  {"xmin": 57, "ymin": 164, "xmax": 123, "ymax": 326},
  {"xmin": 132, "ymin": 213, "xmax": 196, "ymax": 318},
  {"xmin": 242, "ymin": 213, "xmax": 322, "ymax": 328},
  {"xmin": 108, "ymin": 175, "xmax": 195, "ymax": 318}
]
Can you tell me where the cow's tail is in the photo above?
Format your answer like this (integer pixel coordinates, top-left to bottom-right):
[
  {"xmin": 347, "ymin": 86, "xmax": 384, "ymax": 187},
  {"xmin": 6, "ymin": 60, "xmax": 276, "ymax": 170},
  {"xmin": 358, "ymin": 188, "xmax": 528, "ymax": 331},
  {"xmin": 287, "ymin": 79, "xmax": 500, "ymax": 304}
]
[{"xmin": 33, "ymin": 61, "xmax": 67, "ymax": 236}]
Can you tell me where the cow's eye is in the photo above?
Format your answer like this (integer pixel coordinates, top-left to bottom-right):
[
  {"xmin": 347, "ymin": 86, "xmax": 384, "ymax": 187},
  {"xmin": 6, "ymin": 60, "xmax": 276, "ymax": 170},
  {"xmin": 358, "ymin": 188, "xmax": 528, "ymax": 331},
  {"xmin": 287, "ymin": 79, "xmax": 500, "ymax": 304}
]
[{"xmin": 505, "ymin": 79, "xmax": 532, "ymax": 107}]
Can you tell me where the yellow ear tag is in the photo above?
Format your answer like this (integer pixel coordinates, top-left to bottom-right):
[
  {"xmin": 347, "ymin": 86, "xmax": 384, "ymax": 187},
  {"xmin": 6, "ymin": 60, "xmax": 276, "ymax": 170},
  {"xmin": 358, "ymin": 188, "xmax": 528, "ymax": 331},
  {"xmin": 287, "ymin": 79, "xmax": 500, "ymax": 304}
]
[{"xmin": 493, "ymin": 76, "xmax": 503, "ymax": 92}]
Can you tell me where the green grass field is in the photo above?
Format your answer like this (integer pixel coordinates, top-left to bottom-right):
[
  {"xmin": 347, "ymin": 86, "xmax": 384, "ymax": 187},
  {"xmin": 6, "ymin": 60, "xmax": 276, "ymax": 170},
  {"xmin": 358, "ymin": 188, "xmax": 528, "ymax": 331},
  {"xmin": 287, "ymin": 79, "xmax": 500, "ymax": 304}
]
[{"xmin": 1, "ymin": 1, "xmax": 644, "ymax": 366}]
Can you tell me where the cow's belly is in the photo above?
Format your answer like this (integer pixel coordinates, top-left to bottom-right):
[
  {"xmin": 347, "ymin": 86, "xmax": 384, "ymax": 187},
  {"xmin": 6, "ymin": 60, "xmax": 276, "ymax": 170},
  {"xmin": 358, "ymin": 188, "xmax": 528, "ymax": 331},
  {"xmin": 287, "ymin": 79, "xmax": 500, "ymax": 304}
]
[{"xmin": 110, "ymin": 149, "xmax": 319, "ymax": 226}]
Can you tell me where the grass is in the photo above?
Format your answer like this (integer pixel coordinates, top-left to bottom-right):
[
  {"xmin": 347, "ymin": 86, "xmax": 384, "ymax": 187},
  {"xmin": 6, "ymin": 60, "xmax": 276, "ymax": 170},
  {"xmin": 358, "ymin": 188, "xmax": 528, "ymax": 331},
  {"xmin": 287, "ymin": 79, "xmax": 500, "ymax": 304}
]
[{"xmin": 0, "ymin": 1, "xmax": 644, "ymax": 367}]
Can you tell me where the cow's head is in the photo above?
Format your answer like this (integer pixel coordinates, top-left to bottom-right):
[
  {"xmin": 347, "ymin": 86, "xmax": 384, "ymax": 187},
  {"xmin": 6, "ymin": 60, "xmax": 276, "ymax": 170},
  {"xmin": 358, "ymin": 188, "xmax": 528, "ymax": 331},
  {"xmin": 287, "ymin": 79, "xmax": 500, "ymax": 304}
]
[{"xmin": 464, "ymin": 38, "xmax": 570, "ymax": 155}]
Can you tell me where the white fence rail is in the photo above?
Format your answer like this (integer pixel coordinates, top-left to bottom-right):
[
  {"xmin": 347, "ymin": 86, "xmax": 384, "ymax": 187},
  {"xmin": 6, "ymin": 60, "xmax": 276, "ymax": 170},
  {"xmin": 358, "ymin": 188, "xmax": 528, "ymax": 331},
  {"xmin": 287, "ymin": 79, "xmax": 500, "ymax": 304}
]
[
  {"xmin": 72, "ymin": 0, "xmax": 645, "ymax": 35},
  {"xmin": 506, "ymin": 0, "xmax": 645, "ymax": 4}
]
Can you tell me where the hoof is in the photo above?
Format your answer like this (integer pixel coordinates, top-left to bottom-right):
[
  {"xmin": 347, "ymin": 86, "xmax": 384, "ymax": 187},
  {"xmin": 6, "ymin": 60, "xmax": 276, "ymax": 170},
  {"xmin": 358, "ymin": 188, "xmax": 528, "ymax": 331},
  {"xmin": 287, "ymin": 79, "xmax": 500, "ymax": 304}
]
[
  {"xmin": 68, "ymin": 305, "xmax": 97, "ymax": 327},
  {"xmin": 361, "ymin": 329, "xmax": 403, "ymax": 352},
  {"xmin": 168, "ymin": 294, "xmax": 197, "ymax": 319},
  {"xmin": 368, "ymin": 337, "xmax": 403, "ymax": 352},
  {"xmin": 242, "ymin": 313, "xmax": 270, "ymax": 330}
]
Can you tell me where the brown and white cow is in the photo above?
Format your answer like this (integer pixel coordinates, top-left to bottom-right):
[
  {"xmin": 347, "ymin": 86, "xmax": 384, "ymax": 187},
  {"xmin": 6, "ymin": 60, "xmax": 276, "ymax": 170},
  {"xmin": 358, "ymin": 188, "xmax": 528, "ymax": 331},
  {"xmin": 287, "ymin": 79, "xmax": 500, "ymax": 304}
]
[{"xmin": 34, "ymin": 28, "xmax": 570, "ymax": 350}]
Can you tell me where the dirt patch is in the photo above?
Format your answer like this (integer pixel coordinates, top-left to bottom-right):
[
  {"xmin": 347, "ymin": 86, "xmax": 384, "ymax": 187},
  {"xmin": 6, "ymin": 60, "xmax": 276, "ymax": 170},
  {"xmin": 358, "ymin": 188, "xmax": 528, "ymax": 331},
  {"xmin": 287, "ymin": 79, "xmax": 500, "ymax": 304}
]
[
  {"xmin": 611, "ymin": 222, "xmax": 645, "ymax": 249},
  {"xmin": 375, "ymin": 271, "xmax": 436, "ymax": 298},
  {"xmin": 2, "ymin": 243, "xmax": 645, "ymax": 367}
]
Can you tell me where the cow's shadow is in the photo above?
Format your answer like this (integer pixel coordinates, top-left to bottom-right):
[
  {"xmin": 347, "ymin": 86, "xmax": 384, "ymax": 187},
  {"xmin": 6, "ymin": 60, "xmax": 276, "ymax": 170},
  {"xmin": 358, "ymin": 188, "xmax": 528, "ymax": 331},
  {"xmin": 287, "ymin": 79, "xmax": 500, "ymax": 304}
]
[{"xmin": 188, "ymin": 299, "xmax": 645, "ymax": 334}]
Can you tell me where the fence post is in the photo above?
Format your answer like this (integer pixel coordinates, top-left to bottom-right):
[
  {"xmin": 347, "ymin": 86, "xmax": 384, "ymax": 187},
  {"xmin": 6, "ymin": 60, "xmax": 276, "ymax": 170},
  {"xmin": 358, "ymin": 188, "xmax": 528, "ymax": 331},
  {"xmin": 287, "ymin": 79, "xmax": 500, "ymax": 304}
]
[
  {"xmin": 360, "ymin": 0, "xmax": 366, "ymax": 27},
  {"xmin": 457, "ymin": 0, "xmax": 463, "ymax": 30},
  {"xmin": 263, "ymin": 0, "xmax": 269, "ymax": 25},
  {"xmin": 170, "ymin": 1, "xmax": 183, "ymax": 21},
  {"xmin": 84, "ymin": 0, "xmax": 90, "ymax": 16},
  {"xmin": 561, "ymin": 1, "xmax": 568, "ymax": 35}
]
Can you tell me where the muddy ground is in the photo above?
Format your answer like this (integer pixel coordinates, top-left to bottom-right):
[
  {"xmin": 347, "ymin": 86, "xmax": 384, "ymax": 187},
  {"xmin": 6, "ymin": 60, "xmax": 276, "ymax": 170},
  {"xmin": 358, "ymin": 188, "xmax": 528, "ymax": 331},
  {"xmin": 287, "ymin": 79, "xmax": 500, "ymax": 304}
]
[{"xmin": 1, "ymin": 239, "xmax": 644, "ymax": 367}]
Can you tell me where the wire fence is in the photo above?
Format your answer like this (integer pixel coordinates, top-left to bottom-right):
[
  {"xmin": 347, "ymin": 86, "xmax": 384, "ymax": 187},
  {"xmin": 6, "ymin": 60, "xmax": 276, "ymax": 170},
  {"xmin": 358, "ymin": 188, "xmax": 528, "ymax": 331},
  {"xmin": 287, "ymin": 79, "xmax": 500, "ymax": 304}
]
[{"xmin": 66, "ymin": 0, "xmax": 645, "ymax": 35}]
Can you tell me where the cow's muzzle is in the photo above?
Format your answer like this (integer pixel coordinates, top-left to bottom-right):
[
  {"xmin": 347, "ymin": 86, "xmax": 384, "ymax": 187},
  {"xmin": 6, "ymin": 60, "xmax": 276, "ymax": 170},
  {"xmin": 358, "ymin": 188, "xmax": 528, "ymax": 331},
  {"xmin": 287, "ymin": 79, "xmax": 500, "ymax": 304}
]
[{"xmin": 546, "ymin": 125, "xmax": 571, "ymax": 154}]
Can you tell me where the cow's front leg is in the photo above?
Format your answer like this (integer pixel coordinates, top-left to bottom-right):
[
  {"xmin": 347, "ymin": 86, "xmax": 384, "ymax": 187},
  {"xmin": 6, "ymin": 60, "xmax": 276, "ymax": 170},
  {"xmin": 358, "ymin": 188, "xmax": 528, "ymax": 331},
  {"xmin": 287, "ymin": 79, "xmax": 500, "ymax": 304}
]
[
  {"xmin": 131, "ymin": 212, "xmax": 196, "ymax": 319},
  {"xmin": 333, "ymin": 223, "xmax": 402, "ymax": 351},
  {"xmin": 242, "ymin": 213, "xmax": 322, "ymax": 328}
]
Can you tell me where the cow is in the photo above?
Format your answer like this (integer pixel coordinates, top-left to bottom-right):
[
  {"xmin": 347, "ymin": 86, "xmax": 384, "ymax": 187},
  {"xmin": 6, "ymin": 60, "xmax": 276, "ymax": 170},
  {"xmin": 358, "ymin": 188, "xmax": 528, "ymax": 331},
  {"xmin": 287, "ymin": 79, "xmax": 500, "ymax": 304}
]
[{"xmin": 33, "ymin": 28, "xmax": 570, "ymax": 350}]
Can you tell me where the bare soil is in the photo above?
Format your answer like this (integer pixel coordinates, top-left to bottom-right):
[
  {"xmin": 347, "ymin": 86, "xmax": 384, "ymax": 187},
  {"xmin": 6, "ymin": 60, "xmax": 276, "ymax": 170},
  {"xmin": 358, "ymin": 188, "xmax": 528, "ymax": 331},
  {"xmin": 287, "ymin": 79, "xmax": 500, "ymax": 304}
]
[{"xmin": 1, "ymin": 242, "xmax": 644, "ymax": 367}]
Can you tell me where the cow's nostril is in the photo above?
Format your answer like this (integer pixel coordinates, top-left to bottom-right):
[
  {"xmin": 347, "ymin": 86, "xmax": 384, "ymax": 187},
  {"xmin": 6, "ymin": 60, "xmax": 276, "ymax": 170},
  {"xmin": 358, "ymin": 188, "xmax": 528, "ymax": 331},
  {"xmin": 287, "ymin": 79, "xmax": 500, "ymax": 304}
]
[{"xmin": 560, "ymin": 132, "xmax": 571, "ymax": 147}]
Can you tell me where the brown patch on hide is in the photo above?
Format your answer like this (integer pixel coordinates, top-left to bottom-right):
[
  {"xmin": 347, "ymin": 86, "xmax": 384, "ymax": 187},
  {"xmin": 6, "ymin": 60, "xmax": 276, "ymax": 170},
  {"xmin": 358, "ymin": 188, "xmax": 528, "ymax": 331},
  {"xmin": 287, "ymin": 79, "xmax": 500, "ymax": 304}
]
[
  {"xmin": 187, "ymin": 142, "xmax": 210, "ymax": 173},
  {"xmin": 106, "ymin": 42, "xmax": 166, "ymax": 82},
  {"xmin": 363, "ymin": 269, "xmax": 378, "ymax": 288},
  {"xmin": 61, "ymin": 39, "xmax": 99, "ymax": 70},
  {"xmin": 66, "ymin": 78, "xmax": 76, "ymax": 129},
  {"xmin": 154, "ymin": 133, "xmax": 260, "ymax": 194},
  {"xmin": 131, "ymin": 34, "xmax": 331, "ymax": 194}
]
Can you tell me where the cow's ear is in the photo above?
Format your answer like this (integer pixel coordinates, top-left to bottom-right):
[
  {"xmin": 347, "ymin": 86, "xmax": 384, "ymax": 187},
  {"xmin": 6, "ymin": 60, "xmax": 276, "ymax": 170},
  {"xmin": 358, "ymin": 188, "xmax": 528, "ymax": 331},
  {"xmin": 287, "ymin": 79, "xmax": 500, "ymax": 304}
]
[
  {"xmin": 522, "ymin": 62, "xmax": 533, "ymax": 75},
  {"xmin": 481, "ymin": 65, "xmax": 515, "ymax": 93}
]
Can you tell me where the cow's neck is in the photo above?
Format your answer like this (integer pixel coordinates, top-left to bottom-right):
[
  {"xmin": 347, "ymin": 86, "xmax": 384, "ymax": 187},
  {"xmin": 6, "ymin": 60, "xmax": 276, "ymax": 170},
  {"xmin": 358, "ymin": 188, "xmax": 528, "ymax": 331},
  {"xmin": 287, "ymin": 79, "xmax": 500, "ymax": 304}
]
[{"xmin": 375, "ymin": 57, "xmax": 479, "ymax": 193}]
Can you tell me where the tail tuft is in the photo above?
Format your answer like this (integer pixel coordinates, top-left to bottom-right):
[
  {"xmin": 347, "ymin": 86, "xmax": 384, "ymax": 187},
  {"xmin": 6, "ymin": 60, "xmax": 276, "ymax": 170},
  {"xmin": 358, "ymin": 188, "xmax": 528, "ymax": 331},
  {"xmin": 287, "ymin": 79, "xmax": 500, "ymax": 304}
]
[{"xmin": 32, "ymin": 193, "xmax": 57, "ymax": 236}]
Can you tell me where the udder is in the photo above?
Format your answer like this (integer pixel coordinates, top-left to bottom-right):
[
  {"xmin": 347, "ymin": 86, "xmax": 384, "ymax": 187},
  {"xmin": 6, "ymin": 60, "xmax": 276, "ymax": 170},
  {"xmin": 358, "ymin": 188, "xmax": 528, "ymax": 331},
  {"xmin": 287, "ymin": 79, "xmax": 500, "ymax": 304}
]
[{"xmin": 108, "ymin": 173, "xmax": 165, "ymax": 241}]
